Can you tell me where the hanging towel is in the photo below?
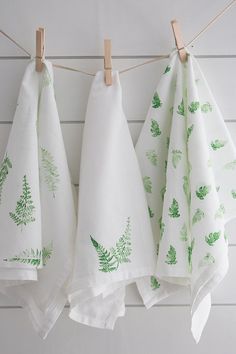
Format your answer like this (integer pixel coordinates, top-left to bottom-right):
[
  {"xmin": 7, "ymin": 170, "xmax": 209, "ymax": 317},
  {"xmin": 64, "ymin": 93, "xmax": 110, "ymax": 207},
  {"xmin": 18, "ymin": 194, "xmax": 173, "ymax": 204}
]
[
  {"xmin": 0, "ymin": 60, "xmax": 76, "ymax": 338},
  {"xmin": 68, "ymin": 70, "xmax": 156, "ymax": 329},
  {"xmin": 135, "ymin": 51, "xmax": 236, "ymax": 342}
]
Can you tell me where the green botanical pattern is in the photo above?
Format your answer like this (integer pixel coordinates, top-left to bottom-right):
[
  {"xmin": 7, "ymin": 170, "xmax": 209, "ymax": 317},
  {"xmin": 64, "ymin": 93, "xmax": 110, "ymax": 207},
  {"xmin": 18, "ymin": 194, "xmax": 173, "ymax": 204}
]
[
  {"xmin": 188, "ymin": 101, "xmax": 200, "ymax": 113},
  {"xmin": 159, "ymin": 217, "xmax": 165, "ymax": 239},
  {"xmin": 231, "ymin": 190, "xmax": 236, "ymax": 199},
  {"xmin": 146, "ymin": 150, "xmax": 158, "ymax": 166},
  {"xmin": 165, "ymin": 245, "xmax": 177, "ymax": 265},
  {"xmin": 172, "ymin": 150, "xmax": 182, "ymax": 168},
  {"xmin": 160, "ymin": 186, "xmax": 166, "ymax": 201},
  {"xmin": 183, "ymin": 175, "xmax": 191, "ymax": 205},
  {"xmin": 205, "ymin": 231, "xmax": 221, "ymax": 246},
  {"xmin": 215, "ymin": 204, "xmax": 225, "ymax": 219},
  {"xmin": 148, "ymin": 206, "xmax": 154, "ymax": 218},
  {"xmin": 90, "ymin": 217, "xmax": 132, "ymax": 272},
  {"xmin": 164, "ymin": 160, "xmax": 168, "ymax": 173},
  {"xmin": 196, "ymin": 185, "xmax": 211, "ymax": 200},
  {"xmin": 199, "ymin": 253, "xmax": 215, "ymax": 267},
  {"xmin": 143, "ymin": 176, "xmax": 152, "ymax": 193},
  {"xmin": 152, "ymin": 92, "xmax": 162, "ymax": 108},
  {"xmin": 164, "ymin": 65, "xmax": 171, "ymax": 74},
  {"xmin": 40, "ymin": 147, "xmax": 60, "ymax": 197},
  {"xmin": 150, "ymin": 119, "xmax": 161, "ymax": 137},
  {"xmin": 150, "ymin": 276, "xmax": 161, "ymax": 290},
  {"xmin": 4, "ymin": 242, "xmax": 53, "ymax": 267},
  {"xmin": 211, "ymin": 139, "xmax": 227, "ymax": 151},
  {"xmin": 0, "ymin": 154, "xmax": 12, "ymax": 204},
  {"xmin": 180, "ymin": 223, "xmax": 188, "ymax": 242},
  {"xmin": 201, "ymin": 102, "xmax": 212, "ymax": 113},
  {"xmin": 177, "ymin": 99, "xmax": 185, "ymax": 116},
  {"xmin": 9, "ymin": 175, "xmax": 36, "ymax": 230},
  {"xmin": 187, "ymin": 124, "xmax": 194, "ymax": 142},
  {"xmin": 169, "ymin": 198, "xmax": 180, "ymax": 218},
  {"xmin": 192, "ymin": 208, "xmax": 205, "ymax": 225},
  {"xmin": 188, "ymin": 239, "xmax": 195, "ymax": 272}
]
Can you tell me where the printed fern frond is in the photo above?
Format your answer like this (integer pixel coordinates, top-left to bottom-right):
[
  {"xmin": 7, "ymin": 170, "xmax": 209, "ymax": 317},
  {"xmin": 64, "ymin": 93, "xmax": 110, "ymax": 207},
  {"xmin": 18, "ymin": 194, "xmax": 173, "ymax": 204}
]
[
  {"xmin": 165, "ymin": 245, "xmax": 177, "ymax": 265},
  {"xmin": 146, "ymin": 150, "xmax": 158, "ymax": 166},
  {"xmin": 42, "ymin": 241, "xmax": 53, "ymax": 266},
  {"xmin": 231, "ymin": 190, "xmax": 236, "ymax": 199},
  {"xmin": 187, "ymin": 124, "xmax": 194, "ymax": 142},
  {"xmin": 187, "ymin": 239, "xmax": 195, "ymax": 272},
  {"xmin": 148, "ymin": 206, "xmax": 154, "ymax": 218},
  {"xmin": 177, "ymin": 99, "xmax": 185, "ymax": 116},
  {"xmin": 214, "ymin": 204, "xmax": 225, "ymax": 219},
  {"xmin": 195, "ymin": 185, "xmax": 211, "ymax": 200},
  {"xmin": 192, "ymin": 208, "xmax": 205, "ymax": 225},
  {"xmin": 201, "ymin": 102, "xmax": 212, "ymax": 113},
  {"xmin": 159, "ymin": 217, "xmax": 165, "ymax": 239},
  {"xmin": 40, "ymin": 147, "xmax": 60, "ymax": 197},
  {"xmin": 152, "ymin": 92, "xmax": 162, "ymax": 108},
  {"xmin": 150, "ymin": 119, "xmax": 161, "ymax": 137},
  {"xmin": 210, "ymin": 139, "xmax": 227, "ymax": 151},
  {"xmin": 164, "ymin": 65, "xmax": 171, "ymax": 74},
  {"xmin": 0, "ymin": 154, "xmax": 12, "ymax": 204},
  {"xmin": 111, "ymin": 217, "xmax": 132, "ymax": 264},
  {"xmin": 180, "ymin": 223, "xmax": 188, "ymax": 242},
  {"xmin": 168, "ymin": 198, "xmax": 180, "ymax": 218},
  {"xmin": 183, "ymin": 176, "xmax": 191, "ymax": 206},
  {"xmin": 172, "ymin": 150, "xmax": 182, "ymax": 168},
  {"xmin": 205, "ymin": 231, "xmax": 221, "ymax": 246},
  {"xmin": 150, "ymin": 276, "xmax": 160, "ymax": 290},
  {"xmin": 90, "ymin": 236, "xmax": 118, "ymax": 272},
  {"xmin": 4, "ymin": 248, "xmax": 42, "ymax": 267},
  {"xmin": 143, "ymin": 176, "xmax": 152, "ymax": 193},
  {"xmin": 188, "ymin": 101, "xmax": 200, "ymax": 113},
  {"xmin": 199, "ymin": 253, "xmax": 215, "ymax": 267}
]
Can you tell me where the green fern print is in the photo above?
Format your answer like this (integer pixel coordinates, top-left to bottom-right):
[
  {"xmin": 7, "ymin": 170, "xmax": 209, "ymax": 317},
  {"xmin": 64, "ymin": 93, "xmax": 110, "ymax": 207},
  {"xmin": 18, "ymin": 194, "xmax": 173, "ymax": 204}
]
[
  {"xmin": 224, "ymin": 160, "xmax": 236, "ymax": 170},
  {"xmin": 188, "ymin": 239, "xmax": 195, "ymax": 272},
  {"xmin": 215, "ymin": 204, "xmax": 225, "ymax": 219},
  {"xmin": 172, "ymin": 150, "xmax": 182, "ymax": 168},
  {"xmin": 177, "ymin": 99, "xmax": 185, "ymax": 116},
  {"xmin": 150, "ymin": 119, "xmax": 161, "ymax": 137},
  {"xmin": 159, "ymin": 217, "xmax": 165, "ymax": 239},
  {"xmin": 201, "ymin": 102, "xmax": 212, "ymax": 113},
  {"xmin": 183, "ymin": 176, "xmax": 191, "ymax": 205},
  {"xmin": 150, "ymin": 276, "xmax": 161, "ymax": 290},
  {"xmin": 211, "ymin": 139, "xmax": 227, "ymax": 151},
  {"xmin": 192, "ymin": 208, "xmax": 205, "ymax": 225},
  {"xmin": 4, "ymin": 242, "xmax": 53, "ymax": 267},
  {"xmin": 40, "ymin": 147, "xmax": 60, "ymax": 197},
  {"xmin": 148, "ymin": 206, "xmax": 154, "ymax": 218},
  {"xmin": 187, "ymin": 124, "xmax": 194, "ymax": 142},
  {"xmin": 231, "ymin": 190, "xmax": 236, "ymax": 199},
  {"xmin": 180, "ymin": 223, "xmax": 188, "ymax": 241},
  {"xmin": 188, "ymin": 101, "xmax": 200, "ymax": 113},
  {"xmin": 169, "ymin": 198, "xmax": 180, "ymax": 218},
  {"xmin": 143, "ymin": 176, "xmax": 152, "ymax": 193},
  {"xmin": 205, "ymin": 231, "xmax": 221, "ymax": 246},
  {"xmin": 146, "ymin": 150, "xmax": 158, "ymax": 166},
  {"xmin": 0, "ymin": 154, "xmax": 12, "ymax": 204},
  {"xmin": 90, "ymin": 217, "xmax": 132, "ymax": 272},
  {"xmin": 199, "ymin": 253, "xmax": 215, "ymax": 267},
  {"xmin": 160, "ymin": 186, "xmax": 166, "ymax": 201},
  {"xmin": 165, "ymin": 245, "xmax": 177, "ymax": 265},
  {"xmin": 9, "ymin": 175, "xmax": 36, "ymax": 230},
  {"xmin": 164, "ymin": 65, "xmax": 171, "ymax": 74},
  {"xmin": 152, "ymin": 92, "xmax": 162, "ymax": 109},
  {"xmin": 196, "ymin": 185, "xmax": 211, "ymax": 200}
]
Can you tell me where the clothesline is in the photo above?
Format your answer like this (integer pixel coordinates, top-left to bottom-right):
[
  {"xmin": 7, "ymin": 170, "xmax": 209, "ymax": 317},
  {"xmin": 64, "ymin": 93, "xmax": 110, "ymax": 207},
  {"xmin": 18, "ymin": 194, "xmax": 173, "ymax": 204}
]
[{"xmin": 1, "ymin": 0, "xmax": 236, "ymax": 76}]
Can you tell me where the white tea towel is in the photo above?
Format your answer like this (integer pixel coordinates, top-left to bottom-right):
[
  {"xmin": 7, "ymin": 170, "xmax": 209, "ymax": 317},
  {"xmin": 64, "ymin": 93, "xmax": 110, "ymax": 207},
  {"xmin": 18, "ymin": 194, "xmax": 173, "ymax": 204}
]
[
  {"xmin": 68, "ymin": 71, "xmax": 156, "ymax": 329},
  {"xmin": 135, "ymin": 51, "xmax": 235, "ymax": 342},
  {"xmin": 0, "ymin": 60, "xmax": 76, "ymax": 338}
]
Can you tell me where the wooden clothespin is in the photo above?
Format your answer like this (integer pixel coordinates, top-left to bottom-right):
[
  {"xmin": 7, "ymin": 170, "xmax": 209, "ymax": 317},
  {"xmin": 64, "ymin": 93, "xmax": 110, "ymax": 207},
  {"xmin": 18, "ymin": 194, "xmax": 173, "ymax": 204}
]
[
  {"xmin": 36, "ymin": 27, "xmax": 45, "ymax": 72},
  {"xmin": 171, "ymin": 20, "xmax": 187, "ymax": 63},
  {"xmin": 104, "ymin": 39, "xmax": 112, "ymax": 86}
]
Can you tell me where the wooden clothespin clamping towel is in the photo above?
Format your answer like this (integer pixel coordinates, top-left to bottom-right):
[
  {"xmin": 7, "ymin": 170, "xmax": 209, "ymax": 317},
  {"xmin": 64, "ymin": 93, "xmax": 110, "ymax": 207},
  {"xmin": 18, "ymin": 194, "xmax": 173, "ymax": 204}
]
[
  {"xmin": 171, "ymin": 20, "xmax": 187, "ymax": 63},
  {"xmin": 36, "ymin": 27, "xmax": 45, "ymax": 72},
  {"xmin": 104, "ymin": 39, "xmax": 112, "ymax": 86}
]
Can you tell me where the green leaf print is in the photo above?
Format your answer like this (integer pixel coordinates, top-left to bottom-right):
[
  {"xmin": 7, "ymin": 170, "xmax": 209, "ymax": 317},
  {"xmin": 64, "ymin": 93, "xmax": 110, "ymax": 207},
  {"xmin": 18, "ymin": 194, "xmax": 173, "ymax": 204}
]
[
  {"xmin": 169, "ymin": 198, "xmax": 180, "ymax": 218},
  {"xmin": 201, "ymin": 102, "xmax": 212, "ymax": 113},
  {"xmin": 148, "ymin": 206, "xmax": 154, "ymax": 218},
  {"xmin": 188, "ymin": 101, "xmax": 200, "ymax": 113},
  {"xmin": 150, "ymin": 119, "xmax": 161, "ymax": 137},
  {"xmin": 164, "ymin": 65, "xmax": 171, "ymax": 74},
  {"xmin": 180, "ymin": 223, "xmax": 188, "ymax": 242},
  {"xmin": 143, "ymin": 176, "xmax": 152, "ymax": 193},
  {"xmin": 188, "ymin": 239, "xmax": 195, "ymax": 272},
  {"xmin": 159, "ymin": 217, "xmax": 165, "ymax": 239},
  {"xmin": 0, "ymin": 154, "xmax": 12, "ymax": 204},
  {"xmin": 172, "ymin": 150, "xmax": 182, "ymax": 168},
  {"xmin": 196, "ymin": 185, "xmax": 211, "ymax": 200},
  {"xmin": 152, "ymin": 92, "xmax": 162, "ymax": 109},
  {"xmin": 224, "ymin": 160, "xmax": 236, "ymax": 170},
  {"xmin": 205, "ymin": 231, "xmax": 221, "ymax": 246},
  {"xmin": 177, "ymin": 99, "xmax": 185, "ymax": 116},
  {"xmin": 183, "ymin": 176, "xmax": 191, "ymax": 205},
  {"xmin": 187, "ymin": 124, "xmax": 194, "ymax": 142},
  {"xmin": 146, "ymin": 150, "xmax": 158, "ymax": 166},
  {"xmin": 192, "ymin": 208, "xmax": 205, "ymax": 225},
  {"xmin": 91, "ymin": 217, "xmax": 132, "ymax": 272},
  {"xmin": 214, "ymin": 204, "xmax": 225, "ymax": 219},
  {"xmin": 231, "ymin": 190, "xmax": 236, "ymax": 199},
  {"xmin": 42, "ymin": 241, "xmax": 53, "ymax": 266},
  {"xmin": 160, "ymin": 186, "xmax": 166, "ymax": 201},
  {"xmin": 211, "ymin": 139, "xmax": 227, "ymax": 151},
  {"xmin": 199, "ymin": 253, "xmax": 215, "ymax": 267},
  {"xmin": 165, "ymin": 245, "xmax": 177, "ymax": 265},
  {"xmin": 40, "ymin": 147, "xmax": 60, "ymax": 197},
  {"xmin": 9, "ymin": 175, "xmax": 36, "ymax": 230},
  {"xmin": 150, "ymin": 276, "xmax": 161, "ymax": 290}
]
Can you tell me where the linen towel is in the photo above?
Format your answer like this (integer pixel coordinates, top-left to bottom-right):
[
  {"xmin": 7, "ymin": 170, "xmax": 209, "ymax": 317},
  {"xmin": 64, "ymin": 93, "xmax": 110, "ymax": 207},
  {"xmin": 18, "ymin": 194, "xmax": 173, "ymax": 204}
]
[
  {"xmin": 0, "ymin": 60, "xmax": 76, "ymax": 338},
  {"xmin": 68, "ymin": 70, "xmax": 156, "ymax": 329},
  {"xmin": 135, "ymin": 51, "xmax": 236, "ymax": 342}
]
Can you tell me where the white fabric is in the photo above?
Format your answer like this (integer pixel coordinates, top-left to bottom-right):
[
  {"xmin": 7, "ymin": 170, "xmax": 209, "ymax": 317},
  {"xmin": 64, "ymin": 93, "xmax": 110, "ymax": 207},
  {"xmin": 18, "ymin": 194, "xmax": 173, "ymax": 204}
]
[
  {"xmin": 68, "ymin": 71, "xmax": 156, "ymax": 329},
  {"xmin": 135, "ymin": 51, "xmax": 235, "ymax": 342},
  {"xmin": 0, "ymin": 60, "xmax": 76, "ymax": 338}
]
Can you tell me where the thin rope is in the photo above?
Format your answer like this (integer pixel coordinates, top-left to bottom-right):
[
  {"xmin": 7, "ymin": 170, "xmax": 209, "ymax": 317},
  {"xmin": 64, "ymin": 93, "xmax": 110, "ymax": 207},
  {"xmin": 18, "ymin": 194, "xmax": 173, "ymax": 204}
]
[
  {"xmin": 52, "ymin": 63, "xmax": 96, "ymax": 76},
  {"xmin": 0, "ymin": 29, "xmax": 31, "ymax": 57},
  {"xmin": 119, "ymin": 55, "xmax": 169, "ymax": 74},
  {"xmin": 186, "ymin": 0, "xmax": 236, "ymax": 48}
]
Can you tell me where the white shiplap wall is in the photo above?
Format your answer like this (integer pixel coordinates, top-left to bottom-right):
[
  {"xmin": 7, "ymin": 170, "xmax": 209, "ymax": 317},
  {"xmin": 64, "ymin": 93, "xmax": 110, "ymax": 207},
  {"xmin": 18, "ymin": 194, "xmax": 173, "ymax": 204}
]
[{"xmin": 1, "ymin": 1, "xmax": 236, "ymax": 353}]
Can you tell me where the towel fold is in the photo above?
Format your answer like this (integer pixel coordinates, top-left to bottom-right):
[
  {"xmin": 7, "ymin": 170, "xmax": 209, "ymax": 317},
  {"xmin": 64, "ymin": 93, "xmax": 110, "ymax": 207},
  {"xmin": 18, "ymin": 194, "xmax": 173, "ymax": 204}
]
[
  {"xmin": 0, "ymin": 60, "xmax": 76, "ymax": 338},
  {"xmin": 135, "ymin": 51, "xmax": 235, "ymax": 342},
  {"xmin": 68, "ymin": 70, "xmax": 156, "ymax": 329}
]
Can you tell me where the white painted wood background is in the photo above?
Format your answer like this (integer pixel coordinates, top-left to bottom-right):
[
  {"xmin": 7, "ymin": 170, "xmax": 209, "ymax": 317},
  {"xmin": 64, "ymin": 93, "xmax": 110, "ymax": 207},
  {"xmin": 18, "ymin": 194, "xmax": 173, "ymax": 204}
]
[{"xmin": 1, "ymin": 0, "xmax": 236, "ymax": 353}]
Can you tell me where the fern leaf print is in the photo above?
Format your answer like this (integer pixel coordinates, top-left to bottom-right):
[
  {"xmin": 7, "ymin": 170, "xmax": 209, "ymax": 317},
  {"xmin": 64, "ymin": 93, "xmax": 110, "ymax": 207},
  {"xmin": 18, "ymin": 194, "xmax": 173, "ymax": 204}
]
[
  {"xmin": 192, "ymin": 208, "xmax": 205, "ymax": 225},
  {"xmin": 143, "ymin": 176, "xmax": 152, "ymax": 193},
  {"xmin": 152, "ymin": 92, "xmax": 162, "ymax": 108},
  {"xmin": 177, "ymin": 99, "xmax": 185, "ymax": 116},
  {"xmin": 40, "ymin": 147, "xmax": 60, "ymax": 197},
  {"xmin": 199, "ymin": 253, "xmax": 215, "ymax": 267},
  {"xmin": 201, "ymin": 102, "xmax": 212, "ymax": 113},
  {"xmin": 172, "ymin": 150, "xmax": 182, "ymax": 168},
  {"xmin": 188, "ymin": 101, "xmax": 200, "ymax": 113},
  {"xmin": 146, "ymin": 150, "xmax": 158, "ymax": 166},
  {"xmin": 196, "ymin": 185, "xmax": 211, "ymax": 200},
  {"xmin": 150, "ymin": 276, "xmax": 161, "ymax": 290},
  {"xmin": 169, "ymin": 198, "xmax": 180, "ymax": 218},
  {"xmin": 164, "ymin": 65, "xmax": 171, "ymax": 74},
  {"xmin": 150, "ymin": 119, "xmax": 161, "ymax": 137},
  {"xmin": 183, "ymin": 176, "xmax": 191, "ymax": 206},
  {"xmin": 165, "ymin": 245, "xmax": 177, "ymax": 265},
  {"xmin": 211, "ymin": 139, "xmax": 227, "ymax": 151},
  {"xmin": 0, "ymin": 154, "xmax": 12, "ymax": 204},
  {"xmin": 205, "ymin": 231, "xmax": 221, "ymax": 246}
]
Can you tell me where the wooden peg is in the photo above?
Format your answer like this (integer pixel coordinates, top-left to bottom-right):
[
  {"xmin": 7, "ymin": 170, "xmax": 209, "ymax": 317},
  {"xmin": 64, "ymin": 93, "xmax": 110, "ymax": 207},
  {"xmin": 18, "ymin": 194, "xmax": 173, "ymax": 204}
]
[
  {"xmin": 171, "ymin": 20, "xmax": 187, "ymax": 63},
  {"xmin": 104, "ymin": 39, "xmax": 112, "ymax": 86},
  {"xmin": 36, "ymin": 27, "xmax": 45, "ymax": 72}
]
